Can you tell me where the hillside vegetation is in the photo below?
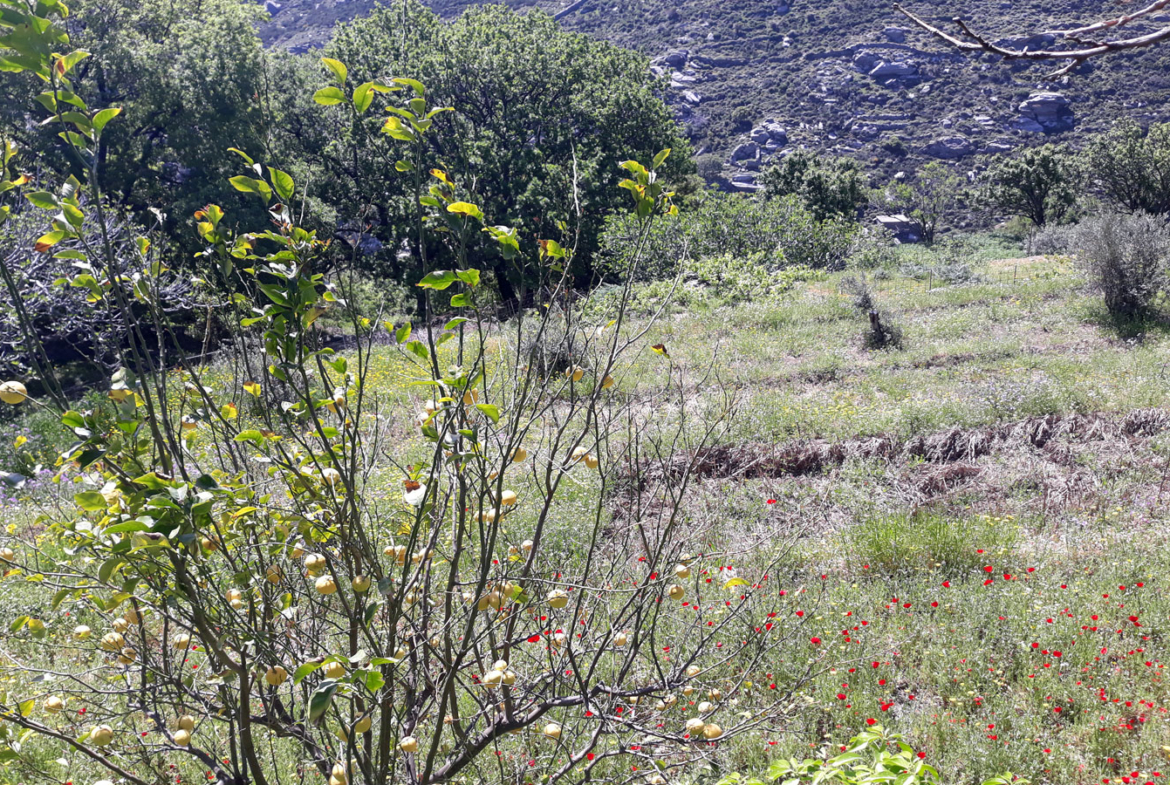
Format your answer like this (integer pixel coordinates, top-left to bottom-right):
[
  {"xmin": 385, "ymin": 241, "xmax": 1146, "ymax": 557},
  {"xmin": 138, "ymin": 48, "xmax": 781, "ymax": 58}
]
[{"xmin": 260, "ymin": 0, "xmax": 1170, "ymax": 193}]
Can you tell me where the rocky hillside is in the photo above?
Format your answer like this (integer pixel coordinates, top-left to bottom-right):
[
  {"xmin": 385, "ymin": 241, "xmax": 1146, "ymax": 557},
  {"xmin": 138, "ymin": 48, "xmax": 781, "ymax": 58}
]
[{"xmin": 258, "ymin": 0, "xmax": 1170, "ymax": 191}]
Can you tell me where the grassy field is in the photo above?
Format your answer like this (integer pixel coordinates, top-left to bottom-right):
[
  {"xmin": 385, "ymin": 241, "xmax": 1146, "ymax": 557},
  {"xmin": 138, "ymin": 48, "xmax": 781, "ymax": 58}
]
[{"xmin": 3, "ymin": 247, "xmax": 1170, "ymax": 785}]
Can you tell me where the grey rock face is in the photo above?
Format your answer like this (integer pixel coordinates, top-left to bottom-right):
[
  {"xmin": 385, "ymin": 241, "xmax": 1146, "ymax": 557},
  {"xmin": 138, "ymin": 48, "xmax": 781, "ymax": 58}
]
[
  {"xmin": 923, "ymin": 136, "xmax": 974, "ymax": 159},
  {"xmin": 730, "ymin": 142, "xmax": 760, "ymax": 162},
  {"xmin": 1017, "ymin": 91, "xmax": 1074, "ymax": 133},
  {"xmin": 883, "ymin": 26, "xmax": 906, "ymax": 43}
]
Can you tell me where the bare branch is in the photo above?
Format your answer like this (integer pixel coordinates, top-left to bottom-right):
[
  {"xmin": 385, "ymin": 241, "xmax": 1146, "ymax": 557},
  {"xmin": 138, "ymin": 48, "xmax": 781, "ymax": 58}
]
[{"xmin": 893, "ymin": 2, "xmax": 1170, "ymax": 77}]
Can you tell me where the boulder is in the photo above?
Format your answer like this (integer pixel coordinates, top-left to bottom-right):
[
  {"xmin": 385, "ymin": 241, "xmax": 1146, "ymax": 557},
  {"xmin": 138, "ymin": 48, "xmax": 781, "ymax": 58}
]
[
  {"xmin": 750, "ymin": 127, "xmax": 771, "ymax": 145},
  {"xmin": 923, "ymin": 136, "xmax": 974, "ymax": 159},
  {"xmin": 853, "ymin": 50, "xmax": 879, "ymax": 73},
  {"xmin": 663, "ymin": 49, "xmax": 689, "ymax": 68},
  {"xmin": 682, "ymin": 91, "xmax": 702, "ymax": 105},
  {"xmin": 1017, "ymin": 91, "xmax": 1074, "ymax": 133},
  {"xmin": 981, "ymin": 141, "xmax": 1016, "ymax": 154},
  {"xmin": 764, "ymin": 122, "xmax": 788, "ymax": 143},
  {"xmin": 730, "ymin": 142, "xmax": 759, "ymax": 162},
  {"xmin": 876, "ymin": 214, "xmax": 921, "ymax": 243},
  {"xmin": 869, "ymin": 60, "xmax": 917, "ymax": 79},
  {"xmin": 883, "ymin": 26, "xmax": 906, "ymax": 43}
]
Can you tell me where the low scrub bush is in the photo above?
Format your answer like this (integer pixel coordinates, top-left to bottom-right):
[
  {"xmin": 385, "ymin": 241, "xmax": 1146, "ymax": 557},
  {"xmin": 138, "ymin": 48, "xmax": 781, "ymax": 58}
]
[
  {"xmin": 717, "ymin": 724, "xmax": 1025, "ymax": 785},
  {"xmin": 1073, "ymin": 211, "xmax": 1170, "ymax": 321},
  {"xmin": 599, "ymin": 191, "xmax": 856, "ymax": 282},
  {"xmin": 841, "ymin": 275, "xmax": 903, "ymax": 350}
]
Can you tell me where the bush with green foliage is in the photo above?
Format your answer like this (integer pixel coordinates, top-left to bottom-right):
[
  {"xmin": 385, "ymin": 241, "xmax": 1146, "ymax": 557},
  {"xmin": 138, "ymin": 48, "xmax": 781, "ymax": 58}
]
[
  {"xmin": 1073, "ymin": 211, "xmax": 1170, "ymax": 322},
  {"xmin": 1082, "ymin": 119, "xmax": 1170, "ymax": 216},
  {"xmin": 600, "ymin": 191, "xmax": 857, "ymax": 282},
  {"xmin": 716, "ymin": 724, "xmax": 1026, "ymax": 785},
  {"xmin": 981, "ymin": 144, "xmax": 1077, "ymax": 227},
  {"xmin": 877, "ymin": 163, "xmax": 965, "ymax": 246},
  {"xmin": 841, "ymin": 275, "xmax": 902, "ymax": 349},
  {"xmin": 761, "ymin": 150, "xmax": 870, "ymax": 222},
  {"xmin": 278, "ymin": 0, "xmax": 694, "ymax": 304}
]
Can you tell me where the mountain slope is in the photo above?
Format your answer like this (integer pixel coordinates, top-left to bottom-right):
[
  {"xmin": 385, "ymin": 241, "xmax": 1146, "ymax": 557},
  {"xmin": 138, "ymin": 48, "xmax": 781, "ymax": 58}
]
[{"xmin": 258, "ymin": 0, "xmax": 1170, "ymax": 191}]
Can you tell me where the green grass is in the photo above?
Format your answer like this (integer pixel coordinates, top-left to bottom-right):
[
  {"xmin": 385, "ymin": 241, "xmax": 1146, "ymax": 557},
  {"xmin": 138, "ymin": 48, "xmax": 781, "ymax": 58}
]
[{"xmin": 5, "ymin": 247, "xmax": 1170, "ymax": 785}]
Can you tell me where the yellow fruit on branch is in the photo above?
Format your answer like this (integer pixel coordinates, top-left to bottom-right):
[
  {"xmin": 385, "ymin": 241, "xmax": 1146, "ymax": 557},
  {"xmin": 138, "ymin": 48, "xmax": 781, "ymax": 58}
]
[
  {"xmin": 0, "ymin": 381, "xmax": 28, "ymax": 404},
  {"xmin": 698, "ymin": 701, "xmax": 713, "ymax": 714},
  {"xmin": 565, "ymin": 365, "xmax": 584, "ymax": 382},
  {"xmin": 90, "ymin": 724, "xmax": 114, "ymax": 746},
  {"xmin": 702, "ymin": 723, "xmax": 723, "ymax": 740},
  {"xmin": 512, "ymin": 447, "xmax": 527, "ymax": 463},
  {"xmin": 304, "ymin": 553, "xmax": 326, "ymax": 575},
  {"xmin": 112, "ymin": 618, "xmax": 130, "ymax": 634},
  {"xmin": 601, "ymin": 375, "xmax": 615, "ymax": 389},
  {"xmin": 171, "ymin": 633, "xmax": 191, "ymax": 650},
  {"xmin": 323, "ymin": 661, "xmax": 346, "ymax": 679},
  {"xmin": 570, "ymin": 446, "xmax": 588, "ymax": 464},
  {"xmin": 483, "ymin": 669, "xmax": 504, "ymax": 689},
  {"xmin": 330, "ymin": 762, "xmax": 349, "ymax": 785},
  {"xmin": 685, "ymin": 717, "xmax": 705, "ymax": 734},
  {"xmin": 177, "ymin": 715, "xmax": 196, "ymax": 732},
  {"xmin": 674, "ymin": 564, "xmax": 691, "ymax": 579},
  {"xmin": 265, "ymin": 665, "xmax": 288, "ymax": 686},
  {"xmin": 613, "ymin": 631, "xmax": 629, "ymax": 647},
  {"xmin": 0, "ymin": 547, "xmax": 14, "ymax": 562},
  {"xmin": 685, "ymin": 665, "xmax": 701, "ymax": 678},
  {"xmin": 265, "ymin": 565, "xmax": 283, "ymax": 584},
  {"xmin": 315, "ymin": 575, "xmax": 338, "ymax": 595},
  {"xmin": 522, "ymin": 539, "xmax": 534, "ymax": 553},
  {"xmin": 499, "ymin": 490, "xmax": 518, "ymax": 506},
  {"xmin": 117, "ymin": 647, "xmax": 138, "ymax": 665},
  {"xmin": 542, "ymin": 722, "xmax": 562, "ymax": 740},
  {"xmin": 73, "ymin": 625, "xmax": 91, "ymax": 640},
  {"xmin": 547, "ymin": 589, "xmax": 569, "ymax": 609},
  {"xmin": 668, "ymin": 585, "xmax": 685, "ymax": 601},
  {"xmin": 584, "ymin": 454, "xmax": 599, "ymax": 470},
  {"xmin": 44, "ymin": 695, "xmax": 64, "ymax": 713},
  {"xmin": 399, "ymin": 735, "xmax": 419, "ymax": 753},
  {"xmin": 352, "ymin": 575, "xmax": 371, "ymax": 593},
  {"xmin": 174, "ymin": 728, "xmax": 191, "ymax": 746},
  {"xmin": 100, "ymin": 632, "xmax": 125, "ymax": 652},
  {"xmin": 354, "ymin": 715, "xmax": 372, "ymax": 734}
]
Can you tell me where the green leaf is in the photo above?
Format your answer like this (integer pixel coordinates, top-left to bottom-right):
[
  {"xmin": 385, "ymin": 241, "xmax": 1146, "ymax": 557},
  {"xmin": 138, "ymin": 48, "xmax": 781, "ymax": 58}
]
[
  {"xmin": 308, "ymin": 681, "xmax": 338, "ymax": 722},
  {"xmin": 417, "ymin": 270, "xmax": 457, "ymax": 290},
  {"xmin": 9, "ymin": 615, "xmax": 28, "ymax": 633},
  {"xmin": 98, "ymin": 557, "xmax": 123, "ymax": 583},
  {"xmin": 228, "ymin": 176, "xmax": 272, "ymax": 202},
  {"xmin": 475, "ymin": 403, "xmax": 500, "ymax": 424},
  {"xmin": 313, "ymin": 86, "xmax": 347, "ymax": 106},
  {"xmin": 51, "ymin": 588, "xmax": 71, "ymax": 610},
  {"xmin": 395, "ymin": 323, "xmax": 411, "ymax": 344},
  {"xmin": 320, "ymin": 57, "xmax": 347, "ymax": 84},
  {"xmin": 405, "ymin": 341, "xmax": 430, "ymax": 362},
  {"xmin": 444, "ymin": 317, "xmax": 468, "ymax": 330},
  {"xmin": 18, "ymin": 698, "xmax": 34, "ymax": 718},
  {"xmin": 25, "ymin": 191, "xmax": 57, "ymax": 210},
  {"xmin": 227, "ymin": 147, "xmax": 254, "ymax": 166},
  {"xmin": 652, "ymin": 148, "xmax": 672, "ymax": 169},
  {"xmin": 268, "ymin": 168, "xmax": 295, "ymax": 202},
  {"xmin": 456, "ymin": 269, "xmax": 480, "ymax": 287},
  {"xmin": 293, "ymin": 661, "xmax": 323, "ymax": 684},
  {"xmin": 391, "ymin": 77, "xmax": 425, "ymax": 97},
  {"xmin": 92, "ymin": 107, "xmax": 121, "ymax": 132},
  {"xmin": 74, "ymin": 491, "xmax": 106, "ymax": 511},
  {"xmin": 450, "ymin": 292, "xmax": 471, "ymax": 308},
  {"xmin": 447, "ymin": 201, "xmax": 483, "ymax": 221}
]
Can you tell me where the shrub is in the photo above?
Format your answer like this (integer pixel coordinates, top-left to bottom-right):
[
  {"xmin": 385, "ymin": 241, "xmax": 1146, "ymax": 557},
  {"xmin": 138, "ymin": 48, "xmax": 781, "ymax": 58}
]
[
  {"xmin": 598, "ymin": 191, "xmax": 857, "ymax": 282},
  {"xmin": 761, "ymin": 150, "xmax": 870, "ymax": 222},
  {"xmin": 1082, "ymin": 119, "xmax": 1170, "ymax": 216},
  {"xmin": 876, "ymin": 162, "xmax": 966, "ymax": 246},
  {"xmin": 841, "ymin": 275, "xmax": 903, "ymax": 349},
  {"xmin": 717, "ymin": 724, "xmax": 1026, "ymax": 785},
  {"xmin": 980, "ymin": 143, "xmax": 1077, "ymax": 227},
  {"xmin": 1073, "ymin": 211, "xmax": 1170, "ymax": 321},
  {"xmin": 1026, "ymin": 223, "xmax": 1078, "ymax": 256}
]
